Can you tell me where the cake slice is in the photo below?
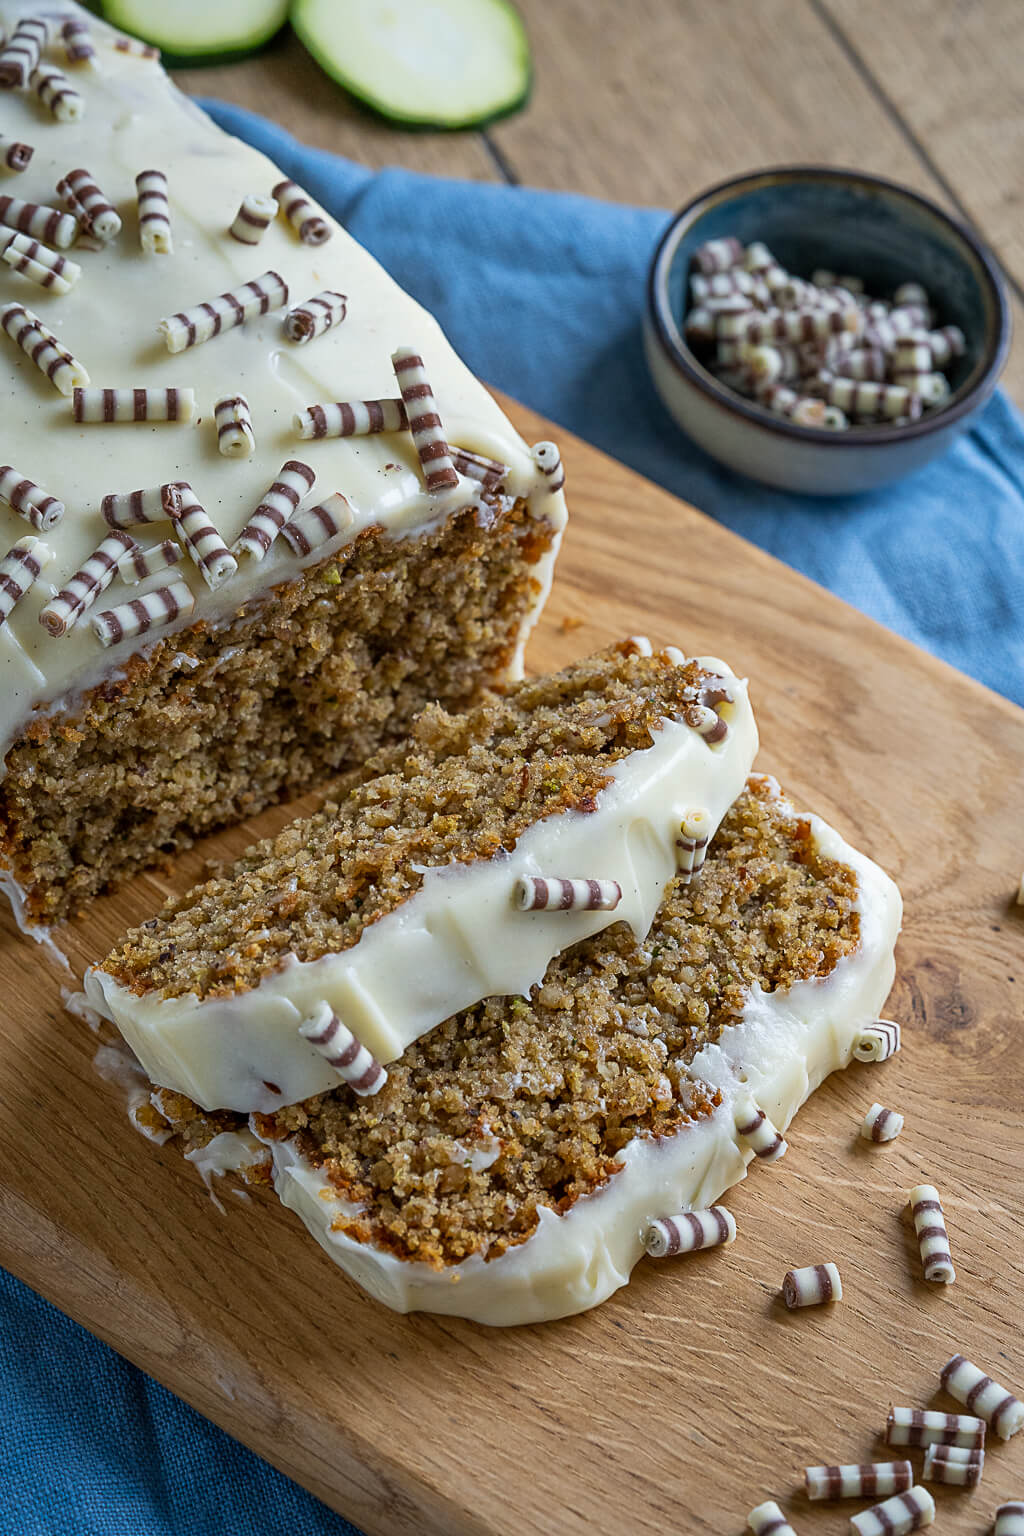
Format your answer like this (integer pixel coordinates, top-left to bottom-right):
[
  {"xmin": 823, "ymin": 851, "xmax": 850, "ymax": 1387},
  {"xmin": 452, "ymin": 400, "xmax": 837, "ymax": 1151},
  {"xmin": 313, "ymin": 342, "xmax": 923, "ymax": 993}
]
[
  {"xmin": 0, "ymin": 0, "xmax": 565, "ymax": 928},
  {"xmin": 85, "ymin": 641, "xmax": 758, "ymax": 1111},
  {"xmin": 135, "ymin": 776, "xmax": 901, "ymax": 1325}
]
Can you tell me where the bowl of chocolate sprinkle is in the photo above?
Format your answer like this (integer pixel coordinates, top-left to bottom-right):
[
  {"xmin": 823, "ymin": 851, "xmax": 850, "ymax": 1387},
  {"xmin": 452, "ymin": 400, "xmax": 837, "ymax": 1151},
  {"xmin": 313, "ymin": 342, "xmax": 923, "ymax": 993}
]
[{"xmin": 644, "ymin": 165, "xmax": 1010, "ymax": 494}]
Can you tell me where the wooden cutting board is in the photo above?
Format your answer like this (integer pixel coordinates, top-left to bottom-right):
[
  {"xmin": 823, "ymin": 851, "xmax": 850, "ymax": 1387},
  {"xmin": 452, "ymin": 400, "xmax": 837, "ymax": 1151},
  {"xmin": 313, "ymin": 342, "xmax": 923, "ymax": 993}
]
[{"xmin": 2, "ymin": 397, "xmax": 1023, "ymax": 1536}]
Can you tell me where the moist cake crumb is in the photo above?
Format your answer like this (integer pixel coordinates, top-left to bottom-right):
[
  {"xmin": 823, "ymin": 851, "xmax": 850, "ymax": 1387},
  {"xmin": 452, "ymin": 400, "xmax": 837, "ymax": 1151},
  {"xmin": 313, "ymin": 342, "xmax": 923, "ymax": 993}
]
[{"xmin": 155, "ymin": 779, "xmax": 860, "ymax": 1268}]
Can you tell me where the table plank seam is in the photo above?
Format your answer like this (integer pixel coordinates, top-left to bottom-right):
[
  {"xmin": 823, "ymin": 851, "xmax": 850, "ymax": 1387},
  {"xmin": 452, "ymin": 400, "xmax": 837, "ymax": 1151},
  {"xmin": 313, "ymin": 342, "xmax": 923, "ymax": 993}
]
[
  {"xmin": 480, "ymin": 131, "xmax": 520, "ymax": 186},
  {"xmin": 809, "ymin": 0, "xmax": 1024, "ymax": 307}
]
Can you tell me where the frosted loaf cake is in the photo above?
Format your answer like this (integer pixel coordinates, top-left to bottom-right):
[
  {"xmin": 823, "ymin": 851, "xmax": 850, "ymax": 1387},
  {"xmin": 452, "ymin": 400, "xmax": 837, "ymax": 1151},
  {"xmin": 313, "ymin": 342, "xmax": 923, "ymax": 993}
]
[
  {"xmin": 149, "ymin": 777, "xmax": 902, "ymax": 1326},
  {"xmin": 0, "ymin": 1, "xmax": 566, "ymax": 927},
  {"xmin": 85, "ymin": 643, "xmax": 759, "ymax": 1111}
]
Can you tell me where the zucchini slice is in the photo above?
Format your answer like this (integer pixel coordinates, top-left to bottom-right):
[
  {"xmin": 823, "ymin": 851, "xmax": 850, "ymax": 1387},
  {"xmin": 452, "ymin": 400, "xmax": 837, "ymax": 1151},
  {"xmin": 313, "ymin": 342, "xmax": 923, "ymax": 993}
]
[
  {"xmin": 291, "ymin": 0, "xmax": 532, "ymax": 130},
  {"xmin": 100, "ymin": 0, "xmax": 290, "ymax": 64}
]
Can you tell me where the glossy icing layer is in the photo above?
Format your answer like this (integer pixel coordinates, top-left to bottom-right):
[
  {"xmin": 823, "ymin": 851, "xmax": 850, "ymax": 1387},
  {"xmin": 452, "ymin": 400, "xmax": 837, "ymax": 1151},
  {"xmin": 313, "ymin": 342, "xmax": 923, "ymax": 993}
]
[
  {"xmin": 258, "ymin": 793, "xmax": 902, "ymax": 1325},
  {"xmin": 85, "ymin": 656, "xmax": 758, "ymax": 1112},
  {"xmin": 0, "ymin": 0, "xmax": 565, "ymax": 768}
]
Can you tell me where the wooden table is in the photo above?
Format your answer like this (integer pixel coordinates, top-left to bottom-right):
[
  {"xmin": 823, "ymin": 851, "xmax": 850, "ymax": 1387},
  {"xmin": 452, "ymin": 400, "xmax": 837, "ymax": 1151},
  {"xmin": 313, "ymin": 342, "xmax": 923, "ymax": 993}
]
[
  {"xmin": 6, "ymin": 13, "xmax": 1023, "ymax": 1536},
  {"xmin": 173, "ymin": 0, "xmax": 1024, "ymax": 407},
  {"xmin": 5, "ymin": 404, "xmax": 1024, "ymax": 1536}
]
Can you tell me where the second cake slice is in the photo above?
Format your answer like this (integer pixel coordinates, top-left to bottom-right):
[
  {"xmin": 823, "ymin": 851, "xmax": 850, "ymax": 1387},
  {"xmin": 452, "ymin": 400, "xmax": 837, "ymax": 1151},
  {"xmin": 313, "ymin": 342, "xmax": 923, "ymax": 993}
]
[{"xmin": 85, "ymin": 641, "xmax": 758, "ymax": 1111}]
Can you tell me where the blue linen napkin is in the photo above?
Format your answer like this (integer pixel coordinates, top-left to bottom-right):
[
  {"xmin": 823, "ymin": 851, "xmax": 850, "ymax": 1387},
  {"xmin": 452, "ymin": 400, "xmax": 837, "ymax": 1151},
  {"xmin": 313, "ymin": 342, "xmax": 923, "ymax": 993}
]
[
  {"xmin": 3, "ymin": 101, "xmax": 1024, "ymax": 1536},
  {"xmin": 206, "ymin": 102, "xmax": 1024, "ymax": 708}
]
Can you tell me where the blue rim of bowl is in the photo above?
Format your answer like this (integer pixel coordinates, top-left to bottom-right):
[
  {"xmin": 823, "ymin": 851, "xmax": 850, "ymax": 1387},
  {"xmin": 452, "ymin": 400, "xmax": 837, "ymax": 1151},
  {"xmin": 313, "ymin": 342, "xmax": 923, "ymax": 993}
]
[{"xmin": 647, "ymin": 165, "xmax": 1011, "ymax": 446}]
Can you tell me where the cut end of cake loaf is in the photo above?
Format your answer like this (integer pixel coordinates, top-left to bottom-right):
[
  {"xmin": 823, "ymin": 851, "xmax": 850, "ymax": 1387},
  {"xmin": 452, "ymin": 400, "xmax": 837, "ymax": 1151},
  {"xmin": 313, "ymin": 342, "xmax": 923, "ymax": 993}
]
[
  {"xmin": 0, "ymin": 498, "xmax": 553, "ymax": 923},
  {"xmin": 94, "ymin": 643, "xmax": 738, "ymax": 1001},
  {"xmin": 0, "ymin": 12, "xmax": 569, "ymax": 928},
  {"xmin": 151, "ymin": 778, "xmax": 865, "ymax": 1273}
]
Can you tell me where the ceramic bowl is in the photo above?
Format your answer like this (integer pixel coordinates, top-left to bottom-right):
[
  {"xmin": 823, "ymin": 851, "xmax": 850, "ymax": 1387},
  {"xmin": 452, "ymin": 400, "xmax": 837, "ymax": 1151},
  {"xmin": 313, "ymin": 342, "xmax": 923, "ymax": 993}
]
[{"xmin": 644, "ymin": 166, "xmax": 1010, "ymax": 495}]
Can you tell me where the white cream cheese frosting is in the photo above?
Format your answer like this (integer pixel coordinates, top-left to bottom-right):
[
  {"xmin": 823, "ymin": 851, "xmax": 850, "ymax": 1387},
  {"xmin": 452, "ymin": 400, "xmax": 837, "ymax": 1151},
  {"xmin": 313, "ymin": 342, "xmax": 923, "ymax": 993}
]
[
  {"xmin": 0, "ymin": 0, "xmax": 566, "ymax": 774},
  {"xmin": 84, "ymin": 655, "xmax": 759, "ymax": 1112},
  {"xmin": 255, "ymin": 793, "xmax": 902, "ymax": 1326}
]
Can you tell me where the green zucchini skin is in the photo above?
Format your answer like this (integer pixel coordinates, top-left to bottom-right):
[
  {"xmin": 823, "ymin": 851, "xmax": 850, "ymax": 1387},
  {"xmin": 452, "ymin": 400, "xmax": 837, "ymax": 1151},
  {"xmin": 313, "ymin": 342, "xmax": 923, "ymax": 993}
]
[
  {"xmin": 99, "ymin": 0, "xmax": 290, "ymax": 65},
  {"xmin": 290, "ymin": 0, "xmax": 532, "ymax": 132}
]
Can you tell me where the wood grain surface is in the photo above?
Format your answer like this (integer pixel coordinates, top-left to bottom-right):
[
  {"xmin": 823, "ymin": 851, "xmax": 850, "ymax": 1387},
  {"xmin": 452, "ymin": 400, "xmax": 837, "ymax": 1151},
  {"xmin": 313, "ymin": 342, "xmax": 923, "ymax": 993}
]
[
  {"xmin": 822, "ymin": 0, "xmax": 1024, "ymax": 293},
  {"xmin": 171, "ymin": 1, "xmax": 1024, "ymax": 406},
  {"xmin": 2, "ymin": 397, "xmax": 1023, "ymax": 1536}
]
